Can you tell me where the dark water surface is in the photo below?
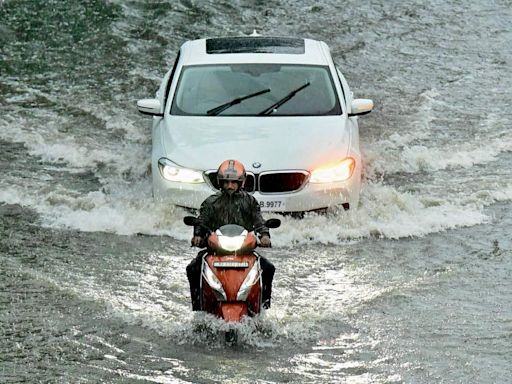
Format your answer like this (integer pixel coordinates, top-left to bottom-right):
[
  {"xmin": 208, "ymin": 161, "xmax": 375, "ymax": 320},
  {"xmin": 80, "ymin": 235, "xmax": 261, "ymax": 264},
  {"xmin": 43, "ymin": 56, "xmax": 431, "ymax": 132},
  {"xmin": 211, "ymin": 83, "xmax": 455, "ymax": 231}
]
[{"xmin": 1, "ymin": 1, "xmax": 511, "ymax": 383}]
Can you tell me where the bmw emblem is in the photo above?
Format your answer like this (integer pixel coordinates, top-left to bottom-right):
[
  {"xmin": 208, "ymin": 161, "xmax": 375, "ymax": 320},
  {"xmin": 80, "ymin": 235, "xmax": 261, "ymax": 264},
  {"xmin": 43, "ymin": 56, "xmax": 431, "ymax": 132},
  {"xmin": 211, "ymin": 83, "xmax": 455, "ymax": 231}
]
[{"xmin": 252, "ymin": 162, "xmax": 261, "ymax": 169}]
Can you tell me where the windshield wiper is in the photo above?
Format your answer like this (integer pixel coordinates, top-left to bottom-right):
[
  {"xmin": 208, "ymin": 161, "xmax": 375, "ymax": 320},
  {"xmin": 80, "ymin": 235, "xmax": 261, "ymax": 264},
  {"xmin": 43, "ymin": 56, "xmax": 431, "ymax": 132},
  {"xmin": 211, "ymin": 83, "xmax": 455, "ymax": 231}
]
[
  {"xmin": 258, "ymin": 82, "xmax": 310, "ymax": 115},
  {"xmin": 206, "ymin": 88, "xmax": 271, "ymax": 116}
]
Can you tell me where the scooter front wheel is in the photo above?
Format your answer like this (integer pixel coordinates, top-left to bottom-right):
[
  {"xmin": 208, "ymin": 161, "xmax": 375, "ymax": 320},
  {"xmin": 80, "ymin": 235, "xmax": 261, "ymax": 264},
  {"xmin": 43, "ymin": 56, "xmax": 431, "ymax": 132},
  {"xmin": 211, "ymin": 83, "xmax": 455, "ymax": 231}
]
[{"xmin": 225, "ymin": 329, "xmax": 238, "ymax": 345}]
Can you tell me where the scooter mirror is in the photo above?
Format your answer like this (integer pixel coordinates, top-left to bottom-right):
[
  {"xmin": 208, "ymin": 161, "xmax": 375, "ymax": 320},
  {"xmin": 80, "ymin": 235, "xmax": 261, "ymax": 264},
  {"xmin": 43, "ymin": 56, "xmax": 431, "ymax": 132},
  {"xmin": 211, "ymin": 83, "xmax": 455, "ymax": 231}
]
[
  {"xmin": 265, "ymin": 218, "xmax": 281, "ymax": 229},
  {"xmin": 183, "ymin": 216, "xmax": 199, "ymax": 226}
]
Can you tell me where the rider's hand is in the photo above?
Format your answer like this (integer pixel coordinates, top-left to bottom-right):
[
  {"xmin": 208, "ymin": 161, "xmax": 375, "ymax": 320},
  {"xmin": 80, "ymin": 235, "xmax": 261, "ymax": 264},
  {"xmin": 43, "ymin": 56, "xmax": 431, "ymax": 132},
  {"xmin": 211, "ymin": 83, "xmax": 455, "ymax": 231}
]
[
  {"xmin": 260, "ymin": 234, "xmax": 271, "ymax": 248},
  {"xmin": 191, "ymin": 236, "xmax": 203, "ymax": 247}
]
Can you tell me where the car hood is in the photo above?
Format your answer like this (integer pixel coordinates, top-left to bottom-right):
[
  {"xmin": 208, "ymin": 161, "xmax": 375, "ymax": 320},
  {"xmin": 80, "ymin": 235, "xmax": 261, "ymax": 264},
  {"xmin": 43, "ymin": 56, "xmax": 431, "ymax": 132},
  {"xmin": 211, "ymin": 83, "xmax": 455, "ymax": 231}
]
[{"xmin": 161, "ymin": 116, "xmax": 351, "ymax": 172}]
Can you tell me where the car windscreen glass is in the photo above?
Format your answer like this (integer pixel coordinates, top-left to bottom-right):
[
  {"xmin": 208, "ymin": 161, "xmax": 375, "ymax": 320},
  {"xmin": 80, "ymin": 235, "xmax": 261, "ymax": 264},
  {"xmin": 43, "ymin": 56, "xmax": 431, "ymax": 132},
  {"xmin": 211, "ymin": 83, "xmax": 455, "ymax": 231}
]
[{"xmin": 170, "ymin": 64, "xmax": 341, "ymax": 116}]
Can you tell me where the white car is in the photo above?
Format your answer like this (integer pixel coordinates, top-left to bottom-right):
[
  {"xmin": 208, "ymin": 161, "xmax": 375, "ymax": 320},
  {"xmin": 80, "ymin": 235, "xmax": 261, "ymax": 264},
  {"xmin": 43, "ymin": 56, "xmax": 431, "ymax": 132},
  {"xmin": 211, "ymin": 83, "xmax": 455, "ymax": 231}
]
[{"xmin": 137, "ymin": 36, "xmax": 373, "ymax": 213}]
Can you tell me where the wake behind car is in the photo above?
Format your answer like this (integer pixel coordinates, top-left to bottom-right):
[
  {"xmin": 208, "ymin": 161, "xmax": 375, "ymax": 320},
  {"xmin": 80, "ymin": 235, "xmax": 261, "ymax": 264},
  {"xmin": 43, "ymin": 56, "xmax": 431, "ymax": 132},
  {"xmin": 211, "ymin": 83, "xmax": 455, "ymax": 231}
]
[{"xmin": 137, "ymin": 36, "xmax": 373, "ymax": 213}]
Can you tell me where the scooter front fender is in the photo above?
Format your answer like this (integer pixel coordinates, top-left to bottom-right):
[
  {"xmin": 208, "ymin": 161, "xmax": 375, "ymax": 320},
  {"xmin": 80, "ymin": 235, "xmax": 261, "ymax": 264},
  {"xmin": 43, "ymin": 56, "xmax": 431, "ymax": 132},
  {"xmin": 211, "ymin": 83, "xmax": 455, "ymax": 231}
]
[{"xmin": 220, "ymin": 302, "xmax": 247, "ymax": 322}]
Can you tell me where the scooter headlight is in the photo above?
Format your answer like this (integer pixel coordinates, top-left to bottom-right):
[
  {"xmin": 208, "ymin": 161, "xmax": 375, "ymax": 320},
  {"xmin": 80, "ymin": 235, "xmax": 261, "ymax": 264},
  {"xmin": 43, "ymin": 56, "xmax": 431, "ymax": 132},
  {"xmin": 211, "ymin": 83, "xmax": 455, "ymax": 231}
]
[
  {"xmin": 216, "ymin": 229, "xmax": 248, "ymax": 252},
  {"xmin": 236, "ymin": 262, "xmax": 261, "ymax": 301},
  {"xmin": 158, "ymin": 158, "xmax": 205, "ymax": 183},
  {"xmin": 202, "ymin": 262, "xmax": 227, "ymax": 301},
  {"xmin": 310, "ymin": 157, "xmax": 356, "ymax": 183}
]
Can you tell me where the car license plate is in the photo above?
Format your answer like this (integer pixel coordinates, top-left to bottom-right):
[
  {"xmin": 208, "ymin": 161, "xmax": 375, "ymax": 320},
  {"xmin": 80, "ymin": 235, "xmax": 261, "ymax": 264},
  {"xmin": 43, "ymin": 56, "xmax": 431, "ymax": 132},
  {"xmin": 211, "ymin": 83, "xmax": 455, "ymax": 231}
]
[{"xmin": 258, "ymin": 198, "xmax": 286, "ymax": 211}]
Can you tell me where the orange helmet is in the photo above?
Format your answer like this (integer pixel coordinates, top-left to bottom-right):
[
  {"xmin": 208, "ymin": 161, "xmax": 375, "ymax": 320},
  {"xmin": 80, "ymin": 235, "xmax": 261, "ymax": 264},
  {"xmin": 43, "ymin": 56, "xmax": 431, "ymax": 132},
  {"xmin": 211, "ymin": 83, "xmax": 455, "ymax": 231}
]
[{"xmin": 217, "ymin": 159, "xmax": 246, "ymax": 187}]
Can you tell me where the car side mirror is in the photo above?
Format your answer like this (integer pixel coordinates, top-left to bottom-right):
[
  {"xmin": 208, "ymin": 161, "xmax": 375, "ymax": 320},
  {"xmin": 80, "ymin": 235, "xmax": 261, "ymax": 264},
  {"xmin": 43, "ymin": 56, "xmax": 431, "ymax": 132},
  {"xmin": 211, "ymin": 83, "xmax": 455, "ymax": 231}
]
[
  {"xmin": 348, "ymin": 99, "xmax": 373, "ymax": 117},
  {"xmin": 265, "ymin": 218, "xmax": 281, "ymax": 229},
  {"xmin": 137, "ymin": 98, "xmax": 163, "ymax": 117}
]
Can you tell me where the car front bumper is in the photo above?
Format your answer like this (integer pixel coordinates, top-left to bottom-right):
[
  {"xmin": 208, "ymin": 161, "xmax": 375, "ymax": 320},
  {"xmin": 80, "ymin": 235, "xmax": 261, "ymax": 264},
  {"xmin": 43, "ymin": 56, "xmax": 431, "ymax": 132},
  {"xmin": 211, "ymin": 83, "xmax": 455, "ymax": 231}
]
[{"xmin": 152, "ymin": 171, "xmax": 361, "ymax": 212}]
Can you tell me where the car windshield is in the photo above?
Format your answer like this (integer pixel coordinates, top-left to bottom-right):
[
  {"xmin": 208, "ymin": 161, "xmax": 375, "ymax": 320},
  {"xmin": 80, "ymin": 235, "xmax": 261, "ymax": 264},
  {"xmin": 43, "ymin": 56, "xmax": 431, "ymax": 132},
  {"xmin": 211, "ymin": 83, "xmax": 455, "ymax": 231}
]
[{"xmin": 170, "ymin": 64, "xmax": 341, "ymax": 116}]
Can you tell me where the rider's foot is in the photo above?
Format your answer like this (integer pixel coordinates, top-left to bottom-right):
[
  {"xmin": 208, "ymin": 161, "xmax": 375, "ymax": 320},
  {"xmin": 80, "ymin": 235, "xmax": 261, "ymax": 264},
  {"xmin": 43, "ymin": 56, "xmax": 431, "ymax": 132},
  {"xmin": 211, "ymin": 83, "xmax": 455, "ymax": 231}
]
[{"xmin": 191, "ymin": 291, "xmax": 201, "ymax": 311}]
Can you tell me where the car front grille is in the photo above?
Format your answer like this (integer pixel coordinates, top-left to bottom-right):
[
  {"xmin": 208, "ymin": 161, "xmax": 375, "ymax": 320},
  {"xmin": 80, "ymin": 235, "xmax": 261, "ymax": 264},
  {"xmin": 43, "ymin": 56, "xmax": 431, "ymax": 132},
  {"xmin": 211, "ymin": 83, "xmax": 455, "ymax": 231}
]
[
  {"xmin": 258, "ymin": 172, "xmax": 308, "ymax": 193},
  {"xmin": 205, "ymin": 171, "xmax": 308, "ymax": 194}
]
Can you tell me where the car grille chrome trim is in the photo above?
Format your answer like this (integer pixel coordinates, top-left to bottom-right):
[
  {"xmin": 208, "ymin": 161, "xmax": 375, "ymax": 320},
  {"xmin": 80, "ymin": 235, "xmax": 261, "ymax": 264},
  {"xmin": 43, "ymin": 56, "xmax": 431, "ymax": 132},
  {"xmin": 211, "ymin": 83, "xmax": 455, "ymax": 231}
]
[{"xmin": 204, "ymin": 170, "xmax": 309, "ymax": 194}]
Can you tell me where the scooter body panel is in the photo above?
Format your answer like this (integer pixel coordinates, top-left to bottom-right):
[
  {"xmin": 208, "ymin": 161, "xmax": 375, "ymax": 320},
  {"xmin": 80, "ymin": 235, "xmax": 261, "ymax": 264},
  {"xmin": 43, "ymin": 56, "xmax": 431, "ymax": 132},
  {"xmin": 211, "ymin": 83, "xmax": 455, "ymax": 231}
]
[{"xmin": 201, "ymin": 253, "xmax": 262, "ymax": 322}]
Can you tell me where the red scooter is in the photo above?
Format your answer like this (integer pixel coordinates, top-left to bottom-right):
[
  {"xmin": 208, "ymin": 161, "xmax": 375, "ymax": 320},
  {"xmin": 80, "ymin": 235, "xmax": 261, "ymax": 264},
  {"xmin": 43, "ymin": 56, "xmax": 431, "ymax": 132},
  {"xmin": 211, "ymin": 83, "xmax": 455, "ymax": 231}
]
[{"xmin": 184, "ymin": 216, "xmax": 280, "ymax": 340}]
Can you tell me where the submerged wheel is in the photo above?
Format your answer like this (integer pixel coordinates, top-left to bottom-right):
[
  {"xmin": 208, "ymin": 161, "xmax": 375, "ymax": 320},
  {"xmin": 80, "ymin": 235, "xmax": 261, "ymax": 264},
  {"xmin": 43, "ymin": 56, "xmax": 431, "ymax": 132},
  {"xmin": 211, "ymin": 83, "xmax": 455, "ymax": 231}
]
[{"xmin": 225, "ymin": 329, "xmax": 238, "ymax": 345}]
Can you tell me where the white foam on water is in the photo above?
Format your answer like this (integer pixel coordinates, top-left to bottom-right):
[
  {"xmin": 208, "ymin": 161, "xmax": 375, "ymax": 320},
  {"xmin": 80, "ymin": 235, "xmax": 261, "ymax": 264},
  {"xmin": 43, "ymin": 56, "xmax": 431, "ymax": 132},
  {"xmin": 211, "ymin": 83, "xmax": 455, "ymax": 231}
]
[
  {"xmin": 270, "ymin": 182, "xmax": 490, "ymax": 245},
  {"xmin": 365, "ymin": 91, "xmax": 512, "ymax": 176},
  {"xmin": 80, "ymin": 101, "xmax": 149, "ymax": 144},
  {"xmin": 364, "ymin": 89, "xmax": 438, "ymax": 177},
  {"xmin": 0, "ymin": 155, "xmax": 504, "ymax": 246},
  {"xmin": 386, "ymin": 127, "xmax": 512, "ymax": 173},
  {"xmin": 0, "ymin": 181, "xmax": 192, "ymax": 238},
  {"xmin": 46, "ymin": 196, "xmax": 173, "ymax": 236},
  {"xmin": 0, "ymin": 186, "xmax": 39, "ymax": 207},
  {"xmin": 0, "ymin": 109, "xmax": 148, "ymax": 179},
  {"xmin": 2, "ymin": 83, "xmax": 510, "ymax": 244}
]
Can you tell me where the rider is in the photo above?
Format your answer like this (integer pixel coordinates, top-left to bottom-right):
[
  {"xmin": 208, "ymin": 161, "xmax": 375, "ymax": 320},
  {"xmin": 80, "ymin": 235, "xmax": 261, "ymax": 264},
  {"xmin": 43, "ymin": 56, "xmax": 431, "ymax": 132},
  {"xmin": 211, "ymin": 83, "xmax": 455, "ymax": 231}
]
[{"xmin": 186, "ymin": 159, "xmax": 275, "ymax": 310}]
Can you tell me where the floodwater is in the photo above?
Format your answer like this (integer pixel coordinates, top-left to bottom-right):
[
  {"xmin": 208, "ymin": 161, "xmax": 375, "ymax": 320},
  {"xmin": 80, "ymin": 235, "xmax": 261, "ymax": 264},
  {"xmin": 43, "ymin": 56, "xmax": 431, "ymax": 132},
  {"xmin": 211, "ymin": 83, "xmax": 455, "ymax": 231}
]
[{"xmin": 1, "ymin": 1, "xmax": 511, "ymax": 383}]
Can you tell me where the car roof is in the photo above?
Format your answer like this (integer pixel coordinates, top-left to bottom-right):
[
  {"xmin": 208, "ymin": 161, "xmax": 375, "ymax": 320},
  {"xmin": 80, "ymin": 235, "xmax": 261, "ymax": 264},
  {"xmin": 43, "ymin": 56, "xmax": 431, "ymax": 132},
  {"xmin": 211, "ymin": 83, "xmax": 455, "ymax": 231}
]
[{"xmin": 179, "ymin": 37, "xmax": 333, "ymax": 66}]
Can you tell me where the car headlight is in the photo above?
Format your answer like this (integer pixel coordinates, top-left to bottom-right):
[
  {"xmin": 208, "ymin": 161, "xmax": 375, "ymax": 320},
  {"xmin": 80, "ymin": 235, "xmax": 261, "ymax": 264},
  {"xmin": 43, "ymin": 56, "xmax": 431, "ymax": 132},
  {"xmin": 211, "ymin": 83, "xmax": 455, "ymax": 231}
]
[
  {"xmin": 310, "ymin": 157, "xmax": 356, "ymax": 183},
  {"xmin": 158, "ymin": 158, "xmax": 205, "ymax": 183},
  {"xmin": 216, "ymin": 229, "xmax": 248, "ymax": 252},
  {"xmin": 202, "ymin": 262, "xmax": 227, "ymax": 301}
]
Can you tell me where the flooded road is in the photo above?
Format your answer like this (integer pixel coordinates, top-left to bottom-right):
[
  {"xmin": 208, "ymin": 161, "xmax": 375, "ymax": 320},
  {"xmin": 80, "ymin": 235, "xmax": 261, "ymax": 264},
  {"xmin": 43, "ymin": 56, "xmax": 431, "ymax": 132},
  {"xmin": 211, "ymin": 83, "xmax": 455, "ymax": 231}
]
[{"xmin": 1, "ymin": 0, "xmax": 511, "ymax": 382}]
